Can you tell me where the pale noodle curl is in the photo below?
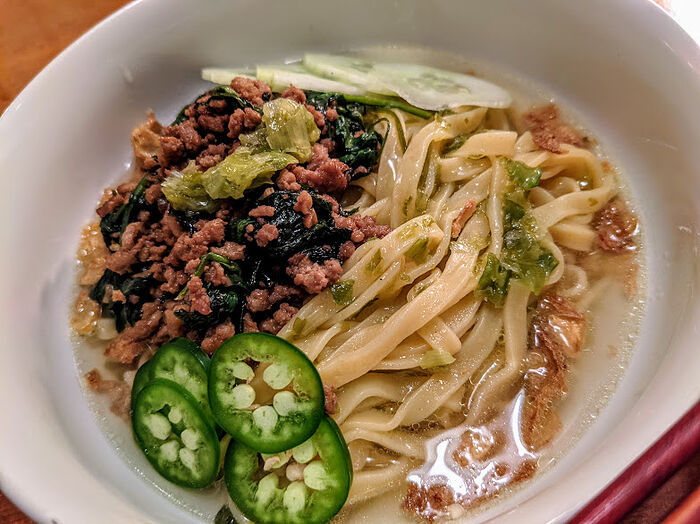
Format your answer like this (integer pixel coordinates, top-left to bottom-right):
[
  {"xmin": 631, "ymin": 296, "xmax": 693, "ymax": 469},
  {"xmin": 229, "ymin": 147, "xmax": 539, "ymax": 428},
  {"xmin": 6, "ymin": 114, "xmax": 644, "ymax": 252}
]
[{"xmin": 277, "ymin": 107, "xmax": 615, "ymax": 503}]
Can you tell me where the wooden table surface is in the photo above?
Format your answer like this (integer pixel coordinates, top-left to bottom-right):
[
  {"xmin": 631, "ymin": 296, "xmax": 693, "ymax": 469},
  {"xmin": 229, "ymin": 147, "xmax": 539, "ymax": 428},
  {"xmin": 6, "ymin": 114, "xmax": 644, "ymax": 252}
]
[{"xmin": 0, "ymin": 1, "xmax": 698, "ymax": 523}]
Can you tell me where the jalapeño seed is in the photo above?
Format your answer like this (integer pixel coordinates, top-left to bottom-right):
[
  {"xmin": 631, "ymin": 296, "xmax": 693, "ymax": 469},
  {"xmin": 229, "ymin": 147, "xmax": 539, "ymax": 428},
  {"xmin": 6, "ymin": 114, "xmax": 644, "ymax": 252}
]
[
  {"xmin": 231, "ymin": 361, "xmax": 255, "ymax": 381},
  {"xmin": 263, "ymin": 363, "xmax": 292, "ymax": 389},
  {"xmin": 160, "ymin": 440, "xmax": 180, "ymax": 461},
  {"xmin": 303, "ymin": 461, "xmax": 330, "ymax": 490},
  {"xmin": 257, "ymin": 473, "xmax": 279, "ymax": 505},
  {"xmin": 272, "ymin": 391, "xmax": 297, "ymax": 416},
  {"xmin": 253, "ymin": 406, "xmax": 278, "ymax": 431},
  {"xmin": 292, "ymin": 440, "xmax": 316, "ymax": 464},
  {"xmin": 230, "ymin": 384, "xmax": 256, "ymax": 409},
  {"xmin": 146, "ymin": 413, "xmax": 172, "ymax": 440},
  {"xmin": 283, "ymin": 481, "xmax": 308, "ymax": 513}
]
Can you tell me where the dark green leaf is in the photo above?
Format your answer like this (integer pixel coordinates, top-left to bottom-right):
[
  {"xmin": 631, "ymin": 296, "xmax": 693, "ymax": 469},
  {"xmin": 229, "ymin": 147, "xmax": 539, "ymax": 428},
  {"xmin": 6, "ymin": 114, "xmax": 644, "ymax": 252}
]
[
  {"xmin": 228, "ymin": 218, "xmax": 255, "ymax": 243},
  {"xmin": 244, "ymin": 190, "xmax": 352, "ymax": 263},
  {"xmin": 175, "ymin": 283, "xmax": 240, "ymax": 333},
  {"xmin": 89, "ymin": 269, "xmax": 154, "ymax": 331},
  {"xmin": 99, "ymin": 176, "xmax": 151, "ymax": 245},
  {"xmin": 304, "ymin": 91, "xmax": 385, "ymax": 176},
  {"xmin": 340, "ymin": 93, "xmax": 433, "ymax": 119}
]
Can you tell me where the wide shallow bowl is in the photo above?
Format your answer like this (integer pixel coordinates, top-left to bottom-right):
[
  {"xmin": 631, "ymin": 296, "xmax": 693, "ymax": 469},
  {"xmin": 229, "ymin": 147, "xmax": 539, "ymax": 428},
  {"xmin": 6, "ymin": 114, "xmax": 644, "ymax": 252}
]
[{"xmin": 1, "ymin": 1, "xmax": 698, "ymax": 523}]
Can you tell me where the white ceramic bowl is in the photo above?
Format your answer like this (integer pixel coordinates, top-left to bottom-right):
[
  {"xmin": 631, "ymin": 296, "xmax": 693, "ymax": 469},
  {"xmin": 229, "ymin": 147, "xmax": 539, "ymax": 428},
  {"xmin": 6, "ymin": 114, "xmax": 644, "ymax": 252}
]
[{"xmin": 1, "ymin": 1, "xmax": 698, "ymax": 523}]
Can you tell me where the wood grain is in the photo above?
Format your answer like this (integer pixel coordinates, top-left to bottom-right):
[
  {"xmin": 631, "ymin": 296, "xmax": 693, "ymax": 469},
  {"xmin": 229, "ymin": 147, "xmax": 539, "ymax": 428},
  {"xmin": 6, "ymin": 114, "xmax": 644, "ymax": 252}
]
[
  {"xmin": 0, "ymin": 1, "xmax": 698, "ymax": 523},
  {"xmin": 0, "ymin": 0, "xmax": 129, "ymax": 114}
]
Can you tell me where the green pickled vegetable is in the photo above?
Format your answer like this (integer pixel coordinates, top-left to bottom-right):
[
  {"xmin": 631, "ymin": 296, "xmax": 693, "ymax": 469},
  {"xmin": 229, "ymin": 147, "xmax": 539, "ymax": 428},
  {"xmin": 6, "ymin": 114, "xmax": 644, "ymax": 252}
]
[
  {"xmin": 162, "ymin": 162, "xmax": 219, "ymax": 212},
  {"xmin": 201, "ymin": 150, "xmax": 296, "ymax": 201},
  {"xmin": 476, "ymin": 193, "xmax": 558, "ymax": 305},
  {"xmin": 476, "ymin": 253, "xmax": 511, "ymax": 307},
  {"xmin": 406, "ymin": 237, "xmax": 430, "ymax": 264},
  {"xmin": 330, "ymin": 280, "xmax": 355, "ymax": 307},
  {"xmin": 503, "ymin": 158, "xmax": 542, "ymax": 190},
  {"xmin": 253, "ymin": 97, "xmax": 321, "ymax": 162}
]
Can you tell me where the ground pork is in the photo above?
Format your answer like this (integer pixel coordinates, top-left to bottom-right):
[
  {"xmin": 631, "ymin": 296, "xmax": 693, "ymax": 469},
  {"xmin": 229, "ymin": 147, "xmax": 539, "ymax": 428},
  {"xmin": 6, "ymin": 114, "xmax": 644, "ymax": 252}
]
[
  {"xmin": 523, "ymin": 104, "xmax": 584, "ymax": 154},
  {"xmin": 203, "ymin": 261, "xmax": 231, "ymax": 287},
  {"xmin": 293, "ymin": 190, "xmax": 318, "ymax": 228},
  {"xmin": 164, "ymin": 119, "xmax": 202, "ymax": 156},
  {"xmin": 230, "ymin": 77, "xmax": 271, "ymax": 107},
  {"xmin": 200, "ymin": 319, "xmax": 236, "ymax": 354},
  {"xmin": 247, "ymin": 285, "xmax": 300, "ymax": 313},
  {"xmin": 105, "ymin": 249, "xmax": 138, "ymax": 274},
  {"xmin": 152, "ymin": 263, "xmax": 188, "ymax": 293},
  {"xmin": 338, "ymin": 241, "xmax": 356, "ymax": 261},
  {"xmin": 196, "ymin": 113, "xmax": 229, "ymax": 134},
  {"xmin": 280, "ymin": 85, "xmax": 306, "ymax": 104},
  {"xmin": 306, "ymin": 104, "xmax": 326, "ymax": 130},
  {"xmin": 269, "ymin": 284, "xmax": 299, "ymax": 304},
  {"xmin": 164, "ymin": 218, "xmax": 226, "ymax": 265},
  {"xmin": 104, "ymin": 302, "xmax": 163, "ymax": 364},
  {"xmin": 210, "ymin": 241, "xmax": 246, "ymax": 260},
  {"xmin": 196, "ymin": 143, "xmax": 228, "ymax": 170},
  {"xmin": 323, "ymin": 383, "xmax": 338, "ymax": 415},
  {"xmin": 259, "ymin": 303, "xmax": 299, "ymax": 334},
  {"xmin": 255, "ymin": 224, "xmax": 279, "ymax": 247},
  {"xmin": 227, "ymin": 107, "xmax": 262, "ymax": 140},
  {"xmin": 276, "ymin": 169, "xmax": 302, "ymax": 191},
  {"xmin": 325, "ymin": 107, "xmax": 339, "ymax": 122},
  {"xmin": 249, "ymin": 205, "xmax": 276, "ymax": 218},
  {"xmin": 85, "ymin": 369, "xmax": 131, "ymax": 418},
  {"xmin": 187, "ymin": 276, "xmax": 211, "ymax": 315},
  {"xmin": 243, "ymin": 313, "xmax": 259, "ymax": 333},
  {"xmin": 247, "ymin": 289, "xmax": 272, "ymax": 313},
  {"xmin": 161, "ymin": 301, "xmax": 187, "ymax": 339},
  {"xmin": 289, "ymin": 142, "xmax": 350, "ymax": 193},
  {"xmin": 159, "ymin": 135, "xmax": 185, "ymax": 167},
  {"xmin": 144, "ymin": 183, "xmax": 163, "ymax": 205},
  {"xmin": 334, "ymin": 213, "xmax": 391, "ymax": 243},
  {"xmin": 593, "ymin": 198, "xmax": 638, "ymax": 253},
  {"xmin": 96, "ymin": 185, "xmax": 132, "ymax": 218},
  {"xmin": 287, "ymin": 253, "xmax": 343, "ymax": 294}
]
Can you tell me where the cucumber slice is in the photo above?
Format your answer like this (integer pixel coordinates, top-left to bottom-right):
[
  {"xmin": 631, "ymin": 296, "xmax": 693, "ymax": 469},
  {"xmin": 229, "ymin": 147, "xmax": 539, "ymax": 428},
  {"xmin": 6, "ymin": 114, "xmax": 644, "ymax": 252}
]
[
  {"xmin": 202, "ymin": 67, "xmax": 256, "ymax": 85},
  {"xmin": 255, "ymin": 63, "xmax": 365, "ymax": 95},
  {"xmin": 302, "ymin": 53, "xmax": 394, "ymax": 95},
  {"xmin": 369, "ymin": 63, "xmax": 512, "ymax": 110}
]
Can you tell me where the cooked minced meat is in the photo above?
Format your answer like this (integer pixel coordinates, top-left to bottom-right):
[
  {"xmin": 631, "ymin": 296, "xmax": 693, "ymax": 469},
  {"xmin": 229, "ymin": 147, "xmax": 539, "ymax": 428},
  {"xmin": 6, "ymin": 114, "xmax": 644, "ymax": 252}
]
[{"xmin": 79, "ymin": 75, "xmax": 389, "ymax": 368}]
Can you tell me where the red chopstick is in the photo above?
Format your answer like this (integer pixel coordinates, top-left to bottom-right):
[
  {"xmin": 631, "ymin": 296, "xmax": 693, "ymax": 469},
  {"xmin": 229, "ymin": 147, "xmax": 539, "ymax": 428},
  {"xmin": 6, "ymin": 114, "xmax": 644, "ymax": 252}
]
[
  {"xmin": 662, "ymin": 484, "xmax": 700, "ymax": 524},
  {"xmin": 568, "ymin": 400, "xmax": 700, "ymax": 524}
]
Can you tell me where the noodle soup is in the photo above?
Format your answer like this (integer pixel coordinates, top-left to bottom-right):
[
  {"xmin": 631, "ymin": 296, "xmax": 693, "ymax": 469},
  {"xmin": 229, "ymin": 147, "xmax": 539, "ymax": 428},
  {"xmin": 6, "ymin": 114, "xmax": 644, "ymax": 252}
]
[{"xmin": 73, "ymin": 49, "xmax": 643, "ymax": 523}]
